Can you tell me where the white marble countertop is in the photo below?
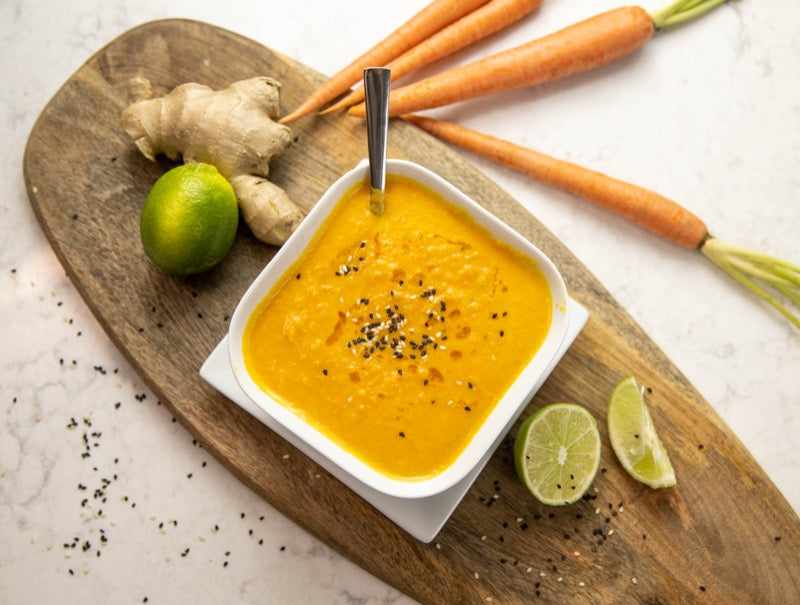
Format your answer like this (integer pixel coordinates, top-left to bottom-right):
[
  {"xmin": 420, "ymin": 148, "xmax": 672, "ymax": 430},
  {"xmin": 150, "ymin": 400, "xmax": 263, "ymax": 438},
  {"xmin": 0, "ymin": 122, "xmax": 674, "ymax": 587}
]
[{"xmin": 2, "ymin": 0, "xmax": 798, "ymax": 602}]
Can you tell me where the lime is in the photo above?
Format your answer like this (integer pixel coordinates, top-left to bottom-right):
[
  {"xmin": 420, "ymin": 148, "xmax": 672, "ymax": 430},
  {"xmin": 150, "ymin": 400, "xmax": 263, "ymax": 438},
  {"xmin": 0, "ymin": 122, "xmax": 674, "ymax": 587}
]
[
  {"xmin": 514, "ymin": 403, "xmax": 602, "ymax": 506},
  {"xmin": 140, "ymin": 163, "xmax": 238, "ymax": 276},
  {"xmin": 607, "ymin": 376, "xmax": 676, "ymax": 489}
]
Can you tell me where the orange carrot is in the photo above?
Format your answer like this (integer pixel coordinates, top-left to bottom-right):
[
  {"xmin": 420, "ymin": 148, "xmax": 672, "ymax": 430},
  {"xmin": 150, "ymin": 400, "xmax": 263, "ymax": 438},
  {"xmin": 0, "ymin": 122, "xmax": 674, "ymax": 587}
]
[
  {"xmin": 349, "ymin": 6, "xmax": 655, "ymax": 118},
  {"xmin": 322, "ymin": 0, "xmax": 542, "ymax": 114},
  {"xmin": 279, "ymin": 0, "xmax": 489, "ymax": 124},
  {"xmin": 404, "ymin": 115, "xmax": 709, "ymax": 248}
]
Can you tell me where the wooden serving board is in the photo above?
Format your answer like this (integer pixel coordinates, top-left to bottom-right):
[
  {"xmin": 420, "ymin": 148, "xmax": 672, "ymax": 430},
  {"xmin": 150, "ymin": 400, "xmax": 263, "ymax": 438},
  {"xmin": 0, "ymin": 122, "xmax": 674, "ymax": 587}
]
[{"xmin": 24, "ymin": 19, "xmax": 799, "ymax": 603}]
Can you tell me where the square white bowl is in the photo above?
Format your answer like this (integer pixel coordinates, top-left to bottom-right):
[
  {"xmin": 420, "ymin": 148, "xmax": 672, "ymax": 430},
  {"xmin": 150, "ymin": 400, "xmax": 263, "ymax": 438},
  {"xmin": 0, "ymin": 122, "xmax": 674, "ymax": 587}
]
[{"xmin": 228, "ymin": 159, "xmax": 569, "ymax": 499}]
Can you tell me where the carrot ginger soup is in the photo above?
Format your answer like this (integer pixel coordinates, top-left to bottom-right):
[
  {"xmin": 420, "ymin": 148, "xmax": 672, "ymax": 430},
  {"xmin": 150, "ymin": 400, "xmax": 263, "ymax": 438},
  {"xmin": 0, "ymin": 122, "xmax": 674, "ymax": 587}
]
[{"xmin": 243, "ymin": 174, "xmax": 552, "ymax": 481}]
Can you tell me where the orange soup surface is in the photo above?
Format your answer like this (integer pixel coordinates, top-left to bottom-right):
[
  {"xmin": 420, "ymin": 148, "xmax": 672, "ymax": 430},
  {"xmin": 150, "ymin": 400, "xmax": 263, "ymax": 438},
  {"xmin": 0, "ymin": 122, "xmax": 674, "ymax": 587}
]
[{"xmin": 243, "ymin": 174, "xmax": 552, "ymax": 481}]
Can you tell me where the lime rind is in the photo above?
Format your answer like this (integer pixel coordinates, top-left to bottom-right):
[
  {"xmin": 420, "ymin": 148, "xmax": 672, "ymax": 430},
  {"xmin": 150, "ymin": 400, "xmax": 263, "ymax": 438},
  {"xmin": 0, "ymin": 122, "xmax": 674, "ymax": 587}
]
[
  {"xmin": 514, "ymin": 403, "xmax": 602, "ymax": 506},
  {"xmin": 140, "ymin": 163, "xmax": 238, "ymax": 276},
  {"xmin": 607, "ymin": 376, "xmax": 676, "ymax": 489}
]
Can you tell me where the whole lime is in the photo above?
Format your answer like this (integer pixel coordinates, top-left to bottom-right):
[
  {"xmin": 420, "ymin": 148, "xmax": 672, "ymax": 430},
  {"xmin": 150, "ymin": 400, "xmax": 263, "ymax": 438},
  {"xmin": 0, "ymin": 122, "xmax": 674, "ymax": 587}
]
[{"xmin": 140, "ymin": 163, "xmax": 238, "ymax": 276}]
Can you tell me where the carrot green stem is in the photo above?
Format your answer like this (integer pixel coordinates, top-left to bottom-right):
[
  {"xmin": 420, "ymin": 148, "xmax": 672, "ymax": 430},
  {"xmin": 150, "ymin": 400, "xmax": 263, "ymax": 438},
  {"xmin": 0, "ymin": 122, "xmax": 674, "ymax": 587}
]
[
  {"xmin": 700, "ymin": 237, "xmax": 800, "ymax": 330},
  {"xmin": 650, "ymin": 0, "xmax": 731, "ymax": 29}
]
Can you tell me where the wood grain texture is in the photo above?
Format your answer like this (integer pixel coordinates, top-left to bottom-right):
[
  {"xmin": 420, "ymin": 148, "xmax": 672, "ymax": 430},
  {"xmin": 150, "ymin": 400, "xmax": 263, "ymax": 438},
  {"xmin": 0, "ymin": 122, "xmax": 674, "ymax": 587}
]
[{"xmin": 23, "ymin": 19, "xmax": 799, "ymax": 604}]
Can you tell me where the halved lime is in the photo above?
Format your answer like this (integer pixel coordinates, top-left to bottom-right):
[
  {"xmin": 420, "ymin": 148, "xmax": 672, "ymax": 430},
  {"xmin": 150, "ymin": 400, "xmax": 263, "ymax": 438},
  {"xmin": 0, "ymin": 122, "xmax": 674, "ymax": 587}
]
[
  {"xmin": 607, "ymin": 376, "xmax": 676, "ymax": 489},
  {"xmin": 514, "ymin": 403, "xmax": 602, "ymax": 506}
]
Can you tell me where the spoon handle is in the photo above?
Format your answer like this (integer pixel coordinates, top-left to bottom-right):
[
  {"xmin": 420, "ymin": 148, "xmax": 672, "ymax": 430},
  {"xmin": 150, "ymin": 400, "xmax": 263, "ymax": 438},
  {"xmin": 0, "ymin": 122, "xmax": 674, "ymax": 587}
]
[{"xmin": 363, "ymin": 67, "xmax": 391, "ymax": 214}]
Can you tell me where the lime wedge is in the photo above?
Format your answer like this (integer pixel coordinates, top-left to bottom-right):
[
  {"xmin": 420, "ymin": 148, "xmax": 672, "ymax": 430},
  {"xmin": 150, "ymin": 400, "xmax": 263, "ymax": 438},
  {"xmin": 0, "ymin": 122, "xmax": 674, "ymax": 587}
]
[
  {"xmin": 514, "ymin": 403, "xmax": 602, "ymax": 506},
  {"xmin": 607, "ymin": 376, "xmax": 676, "ymax": 489}
]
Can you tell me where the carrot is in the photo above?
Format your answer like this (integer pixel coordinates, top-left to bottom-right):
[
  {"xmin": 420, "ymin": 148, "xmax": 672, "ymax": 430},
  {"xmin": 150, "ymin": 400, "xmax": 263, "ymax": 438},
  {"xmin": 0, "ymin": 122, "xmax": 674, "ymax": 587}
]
[
  {"xmin": 279, "ymin": 0, "xmax": 489, "ymax": 124},
  {"xmin": 406, "ymin": 115, "xmax": 800, "ymax": 330},
  {"xmin": 404, "ymin": 115, "xmax": 707, "ymax": 248},
  {"xmin": 321, "ymin": 0, "xmax": 543, "ymax": 115},
  {"xmin": 349, "ymin": 6, "xmax": 655, "ymax": 118}
]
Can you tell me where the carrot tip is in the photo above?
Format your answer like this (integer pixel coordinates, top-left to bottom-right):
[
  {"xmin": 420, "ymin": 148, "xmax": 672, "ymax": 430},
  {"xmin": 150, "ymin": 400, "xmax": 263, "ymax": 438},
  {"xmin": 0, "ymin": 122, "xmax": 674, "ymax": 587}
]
[
  {"xmin": 348, "ymin": 103, "xmax": 366, "ymax": 118},
  {"xmin": 318, "ymin": 103, "xmax": 343, "ymax": 116}
]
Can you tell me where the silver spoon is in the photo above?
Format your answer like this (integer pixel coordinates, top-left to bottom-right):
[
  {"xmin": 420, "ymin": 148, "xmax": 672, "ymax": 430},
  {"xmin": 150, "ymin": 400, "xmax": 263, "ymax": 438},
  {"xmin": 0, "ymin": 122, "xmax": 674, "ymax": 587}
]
[{"xmin": 363, "ymin": 67, "xmax": 391, "ymax": 215}]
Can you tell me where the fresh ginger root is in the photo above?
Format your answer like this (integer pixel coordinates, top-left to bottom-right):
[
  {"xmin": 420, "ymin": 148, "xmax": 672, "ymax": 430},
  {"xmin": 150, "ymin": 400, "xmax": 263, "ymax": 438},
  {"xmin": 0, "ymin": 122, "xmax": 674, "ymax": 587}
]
[{"xmin": 122, "ymin": 76, "xmax": 303, "ymax": 245}]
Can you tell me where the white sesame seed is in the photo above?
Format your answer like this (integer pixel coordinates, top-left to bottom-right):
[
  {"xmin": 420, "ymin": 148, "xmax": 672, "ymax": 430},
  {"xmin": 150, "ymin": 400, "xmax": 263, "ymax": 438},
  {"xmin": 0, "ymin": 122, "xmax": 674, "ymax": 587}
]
[
  {"xmin": 557, "ymin": 577, "xmax": 563, "ymax": 583},
  {"xmin": 579, "ymin": 581, "xmax": 585, "ymax": 587},
  {"xmin": 632, "ymin": 577, "xmax": 638, "ymax": 585},
  {"xmin": 573, "ymin": 551, "xmax": 580, "ymax": 556},
  {"xmin": 516, "ymin": 517, "xmax": 523, "ymax": 523},
  {"xmin": 539, "ymin": 571, "xmax": 546, "ymax": 578},
  {"xmin": 481, "ymin": 535, "xmax": 487, "ymax": 541},
  {"xmin": 526, "ymin": 567, "xmax": 532, "ymax": 573},
  {"xmin": 474, "ymin": 572, "xmax": 480, "ymax": 579},
  {"xmin": 435, "ymin": 543, "xmax": 441, "ymax": 550},
  {"xmin": 608, "ymin": 529, "xmax": 615, "ymax": 535}
]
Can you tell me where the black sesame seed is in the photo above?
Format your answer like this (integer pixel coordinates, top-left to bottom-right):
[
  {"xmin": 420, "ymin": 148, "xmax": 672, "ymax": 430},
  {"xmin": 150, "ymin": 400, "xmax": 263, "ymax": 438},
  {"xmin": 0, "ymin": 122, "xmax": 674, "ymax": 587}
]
[{"xmin": 399, "ymin": 432, "xmax": 405, "ymax": 438}]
